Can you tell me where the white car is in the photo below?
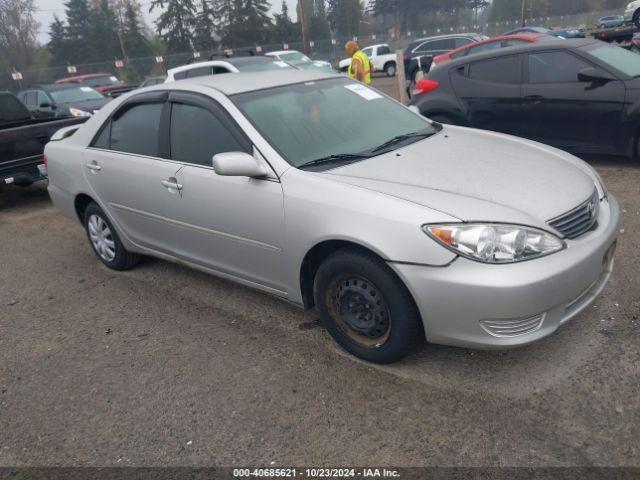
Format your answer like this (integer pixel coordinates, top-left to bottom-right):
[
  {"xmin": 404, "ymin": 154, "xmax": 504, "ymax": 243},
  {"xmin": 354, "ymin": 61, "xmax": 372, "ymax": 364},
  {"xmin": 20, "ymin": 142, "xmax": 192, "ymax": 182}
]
[
  {"xmin": 266, "ymin": 50, "xmax": 332, "ymax": 68},
  {"xmin": 339, "ymin": 43, "xmax": 397, "ymax": 77},
  {"xmin": 625, "ymin": 0, "xmax": 640, "ymax": 24},
  {"xmin": 165, "ymin": 57, "xmax": 294, "ymax": 82}
]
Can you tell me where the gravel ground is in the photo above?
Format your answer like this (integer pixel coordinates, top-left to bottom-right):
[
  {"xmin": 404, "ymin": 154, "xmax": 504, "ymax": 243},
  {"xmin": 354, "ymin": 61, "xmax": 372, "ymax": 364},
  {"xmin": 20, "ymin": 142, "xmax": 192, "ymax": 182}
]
[{"xmin": 0, "ymin": 80, "xmax": 638, "ymax": 467}]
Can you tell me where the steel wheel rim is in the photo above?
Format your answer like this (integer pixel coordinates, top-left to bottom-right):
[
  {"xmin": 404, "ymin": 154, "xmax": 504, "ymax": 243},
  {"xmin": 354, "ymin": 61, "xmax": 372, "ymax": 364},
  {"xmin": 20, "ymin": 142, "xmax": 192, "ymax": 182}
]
[
  {"xmin": 326, "ymin": 274, "xmax": 391, "ymax": 349},
  {"xmin": 88, "ymin": 214, "xmax": 116, "ymax": 262}
]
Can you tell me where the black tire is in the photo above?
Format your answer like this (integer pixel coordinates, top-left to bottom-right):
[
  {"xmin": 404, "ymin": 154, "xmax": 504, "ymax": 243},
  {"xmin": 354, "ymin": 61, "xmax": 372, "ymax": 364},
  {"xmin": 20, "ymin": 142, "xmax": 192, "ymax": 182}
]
[
  {"xmin": 428, "ymin": 113, "xmax": 456, "ymax": 125},
  {"xmin": 313, "ymin": 248, "xmax": 422, "ymax": 364},
  {"xmin": 634, "ymin": 10, "xmax": 640, "ymax": 29},
  {"xmin": 83, "ymin": 202, "xmax": 140, "ymax": 271},
  {"xmin": 384, "ymin": 62, "xmax": 397, "ymax": 77}
]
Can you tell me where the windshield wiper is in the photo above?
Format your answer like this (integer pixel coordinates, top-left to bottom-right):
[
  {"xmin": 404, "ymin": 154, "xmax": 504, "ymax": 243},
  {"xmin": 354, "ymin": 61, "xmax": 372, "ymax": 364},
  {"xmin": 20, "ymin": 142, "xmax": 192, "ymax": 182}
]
[
  {"xmin": 298, "ymin": 153, "xmax": 373, "ymax": 170},
  {"xmin": 370, "ymin": 130, "xmax": 436, "ymax": 154}
]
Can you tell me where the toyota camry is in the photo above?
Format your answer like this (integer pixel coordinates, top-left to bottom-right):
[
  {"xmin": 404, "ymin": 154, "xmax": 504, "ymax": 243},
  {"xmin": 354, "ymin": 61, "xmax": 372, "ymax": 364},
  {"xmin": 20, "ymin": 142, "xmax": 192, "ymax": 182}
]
[{"xmin": 44, "ymin": 70, "xmax": 620, "ymax": 363}]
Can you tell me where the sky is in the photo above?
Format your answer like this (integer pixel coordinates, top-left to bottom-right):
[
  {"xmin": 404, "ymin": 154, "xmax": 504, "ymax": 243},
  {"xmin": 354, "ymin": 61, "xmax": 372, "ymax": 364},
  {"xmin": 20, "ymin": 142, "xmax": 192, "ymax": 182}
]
[{"xmin": 34, "ymin": 0, "xmax": 299, "ymax": 44}]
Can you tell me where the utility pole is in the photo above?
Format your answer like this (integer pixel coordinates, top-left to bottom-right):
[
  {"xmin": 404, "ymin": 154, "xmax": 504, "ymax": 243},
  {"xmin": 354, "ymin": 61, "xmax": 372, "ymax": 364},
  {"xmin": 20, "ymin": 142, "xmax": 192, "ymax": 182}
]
[
  {"xmin": 521, "ymin": 0, "xmax": 526, "ymax": 27},
  {"xmin": 299, "ymin": 0, "xmax": 309, "ymax": 55}
]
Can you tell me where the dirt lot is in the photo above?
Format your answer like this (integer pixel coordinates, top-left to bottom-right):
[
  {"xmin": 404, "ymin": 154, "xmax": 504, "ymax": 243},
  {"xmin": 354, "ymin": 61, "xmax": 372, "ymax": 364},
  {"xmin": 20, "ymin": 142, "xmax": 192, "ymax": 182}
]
[{"xmin": 0, "ymin": 77, "xmax": 639, "ymax": 467}]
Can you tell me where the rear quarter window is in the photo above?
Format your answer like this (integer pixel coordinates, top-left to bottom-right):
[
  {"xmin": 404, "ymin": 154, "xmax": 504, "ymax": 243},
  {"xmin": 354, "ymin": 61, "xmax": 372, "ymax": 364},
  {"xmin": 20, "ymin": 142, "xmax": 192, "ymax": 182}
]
[{"xmin": 468, "ymin": 55, "xmax": 522, "ymax": 84}]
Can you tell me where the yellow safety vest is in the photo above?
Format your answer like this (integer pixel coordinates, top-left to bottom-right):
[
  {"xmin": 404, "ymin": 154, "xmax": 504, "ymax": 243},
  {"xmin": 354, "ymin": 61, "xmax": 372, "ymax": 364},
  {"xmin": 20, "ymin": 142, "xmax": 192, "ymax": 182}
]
[{"xmin": 348, "ymin": 50, "xmax": 372, "ymax": 85}]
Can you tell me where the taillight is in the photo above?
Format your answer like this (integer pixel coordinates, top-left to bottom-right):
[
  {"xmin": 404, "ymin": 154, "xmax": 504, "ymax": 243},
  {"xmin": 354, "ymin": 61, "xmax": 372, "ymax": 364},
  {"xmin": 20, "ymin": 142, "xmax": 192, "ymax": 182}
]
[
  {"xmin": 43, "ymin": 154, "xmax": 48, "ymax": 168},
  {"xmin": 412, "ymin": 79, "xmax": 440, "ymax": 96},
  {"xmin": 403, "ymin": 54, "xmax": 409, "ymax": 62}
]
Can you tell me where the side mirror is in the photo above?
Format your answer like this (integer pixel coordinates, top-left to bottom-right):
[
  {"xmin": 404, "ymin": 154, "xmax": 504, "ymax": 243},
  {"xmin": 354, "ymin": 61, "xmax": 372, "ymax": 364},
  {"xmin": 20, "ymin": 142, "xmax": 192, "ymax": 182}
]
[
  {"xmin": 212, "ymin": 152, "xmax": 268, "ymax": 178},
  {"xmin": 578, "ymin": 67, "xmax": 614, "ymax": 84}
]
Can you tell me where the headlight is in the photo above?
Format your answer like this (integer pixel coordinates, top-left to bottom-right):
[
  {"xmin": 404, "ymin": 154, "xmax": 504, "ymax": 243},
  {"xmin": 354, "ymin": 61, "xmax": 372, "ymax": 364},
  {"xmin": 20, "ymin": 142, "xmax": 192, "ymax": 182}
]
[
  {"xmin": 424, "ymin": 224, "xmax": 565, "ymax": 264},
  {"xmin": 69, "ymin": 107, "xmax": 91, "ymax": 117}
]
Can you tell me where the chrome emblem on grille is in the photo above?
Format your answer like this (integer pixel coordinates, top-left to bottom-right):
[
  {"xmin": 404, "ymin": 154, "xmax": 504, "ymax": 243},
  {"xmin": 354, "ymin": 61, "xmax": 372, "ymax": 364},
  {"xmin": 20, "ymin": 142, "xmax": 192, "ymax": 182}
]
[{"xmin": 587, "ymin": 200, "xmax": 596, "ymax": 219}]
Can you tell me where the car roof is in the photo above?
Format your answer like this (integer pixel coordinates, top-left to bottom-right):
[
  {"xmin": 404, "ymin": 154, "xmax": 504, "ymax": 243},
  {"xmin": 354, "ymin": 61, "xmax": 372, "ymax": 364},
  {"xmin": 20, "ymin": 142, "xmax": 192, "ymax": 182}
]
[
  {"xmin": 266, "ymin": 50, "xmax": 302, "ymax": 55},
  {"xmin": 408, "ymin": 32, "xmax": 483, "ymax": 46},
  {"xmin": 446, "ymin": 33, "xmax": 544, "ymax": 53},
  {"xmin": 57, "ymin": 73, "xmax": 114, "ymax": 82},
  {"xmin": 163, "ymin": 69, "xmax": 340, "ymax": 96},
  {"xmin": 169, "ymin": 56, "xmax": 280, "ymax": 74},
  {"xmin": 434, "ymin": 38, "xmax": 599, "ymax": 71},
  {"xmin": 29, "ymin": 83, "xmax": 92, "ymax": 92}
]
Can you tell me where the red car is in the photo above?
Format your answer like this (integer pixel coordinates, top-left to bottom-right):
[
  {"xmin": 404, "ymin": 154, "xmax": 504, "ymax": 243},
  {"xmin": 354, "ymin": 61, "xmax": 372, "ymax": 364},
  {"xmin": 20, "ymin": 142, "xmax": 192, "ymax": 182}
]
[
  {"xmin": 431, "ymin": 34, "xmax": 548, "ymax": 70},
  {"xmin": 55, "ymin": 73, "xmax": 135, "ymax": 98}
]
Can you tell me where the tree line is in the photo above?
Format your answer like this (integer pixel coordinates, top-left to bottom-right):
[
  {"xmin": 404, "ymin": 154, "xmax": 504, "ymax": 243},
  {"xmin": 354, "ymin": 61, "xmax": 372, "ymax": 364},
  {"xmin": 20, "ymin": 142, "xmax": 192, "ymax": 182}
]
[{"xmin": 0, "ymin": 0, "xmax": 634, "ymax": 75}]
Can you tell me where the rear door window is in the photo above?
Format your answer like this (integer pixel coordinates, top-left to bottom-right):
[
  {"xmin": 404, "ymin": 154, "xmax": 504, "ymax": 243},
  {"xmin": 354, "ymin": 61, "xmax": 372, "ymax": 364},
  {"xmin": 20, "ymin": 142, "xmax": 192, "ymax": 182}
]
[
  {"xmin": 468, "ymin": 55, "xmax": 522, "ymax": 84},
  {"xmin": 378, "ymin": 46, "xmax": 391, "ymax": 55},
  {"xmin": 110, "ymin": 103, "xmax": 163, "ymax": 156},
  {"xmin": 454, "ymin": 37, "xmax": 474, "ymax": 48}
]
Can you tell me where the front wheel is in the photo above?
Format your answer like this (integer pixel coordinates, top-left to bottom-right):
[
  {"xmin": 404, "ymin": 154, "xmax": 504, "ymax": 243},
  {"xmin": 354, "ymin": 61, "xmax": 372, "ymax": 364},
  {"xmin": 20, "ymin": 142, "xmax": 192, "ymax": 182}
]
[
  {"xmin": 84, "ymin": 202, "xmax": 140, "ymax": 270},
  {"xmin": 314, "ymin": 249, "xmax": 422, "ymax": 364}
]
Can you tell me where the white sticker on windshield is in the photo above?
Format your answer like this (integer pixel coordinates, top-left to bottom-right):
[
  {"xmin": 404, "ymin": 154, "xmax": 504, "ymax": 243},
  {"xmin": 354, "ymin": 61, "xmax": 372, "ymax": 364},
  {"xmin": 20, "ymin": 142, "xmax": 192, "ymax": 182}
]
[
  {"xmin": 109, "ymin": 76, "xmax": 118, "ymax": 81},
  {"xmin": 80, "ymin": 86, "xmax": 93, "ymax": 92},
  {"xmin": 274, "ymin": 61, "xmax": 289, "ymax": 68},
  {"xmin": 344, "ymin": 84, "xmax": 383, "ymax": 101}
]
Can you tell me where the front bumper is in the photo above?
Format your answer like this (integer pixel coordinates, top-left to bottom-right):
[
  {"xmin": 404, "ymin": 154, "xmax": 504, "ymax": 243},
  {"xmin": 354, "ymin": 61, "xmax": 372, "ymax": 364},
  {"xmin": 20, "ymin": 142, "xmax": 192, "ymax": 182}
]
[{"xmin": 390, "ymin": 195, "xmax": 621, "ymax": 349}]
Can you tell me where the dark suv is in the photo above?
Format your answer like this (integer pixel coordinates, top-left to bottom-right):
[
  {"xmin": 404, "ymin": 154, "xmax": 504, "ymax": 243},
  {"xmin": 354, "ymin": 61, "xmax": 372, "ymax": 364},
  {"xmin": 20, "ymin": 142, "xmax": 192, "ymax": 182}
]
[{"xmin": 403, "ymin": 33, "xmax": 487, "ymax": 82}]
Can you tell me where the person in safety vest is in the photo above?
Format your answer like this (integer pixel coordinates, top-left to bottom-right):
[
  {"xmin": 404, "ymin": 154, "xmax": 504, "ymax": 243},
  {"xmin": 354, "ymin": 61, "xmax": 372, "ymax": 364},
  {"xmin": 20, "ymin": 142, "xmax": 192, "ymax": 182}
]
[{"xmin": 345, "ymin": 41, "xmax": 372, "ymax": 85}]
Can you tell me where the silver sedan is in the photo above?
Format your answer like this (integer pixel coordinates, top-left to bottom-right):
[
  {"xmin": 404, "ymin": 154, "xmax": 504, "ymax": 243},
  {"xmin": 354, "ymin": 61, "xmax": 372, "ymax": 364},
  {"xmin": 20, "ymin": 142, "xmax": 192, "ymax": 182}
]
[{"xmin": 45, "ymin": 70, "xmax": 621, "ymax": 363}]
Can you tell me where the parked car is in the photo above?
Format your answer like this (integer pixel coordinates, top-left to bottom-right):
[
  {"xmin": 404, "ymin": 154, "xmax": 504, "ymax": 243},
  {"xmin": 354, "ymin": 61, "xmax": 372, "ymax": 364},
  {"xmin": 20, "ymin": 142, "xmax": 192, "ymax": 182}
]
[
  {"xmin": 0, "ymin": 91, "xmax": 86, "ymax": 189},
  {"xmin": 45, "ymin": 70, "xmax": 619, "ymax": 363},
  {"xmin": 597, "ymin": 15, "xmax": 625, "ymax": 29},
  {"xmin": 165, "ymin": 57, "xmax": 295, "ymax": 82},
  {"xmin": 266, "ymin": 50, "xmax": 333, "ymax": 69},
  {"xmin": 410, "ymin": 39, "xmax": 640, "ymax": 159},
  {"xmin": 18, "ymin": 84, "xmax": 110, "ymax": 118},
  {"xmin": 139, "ymin": 76, "xmax": 167, "ymax": 88},
  {"xmin": 503, "ymin": 26, "xmax": 585, "ymax": 39},
  {"xmin": 431, "ymin": 33, "xmax": 552, "ymax": 70},
  {"xmin": 55, "ymin": 73, "xmax": 135, "ymax": 97},
  {"xmin": 403, "ymin": 33, "xmax": 488, "ymax": 83},
  {"xmin": 339, "ymin": 43, "xmax": 398, "ymax": 77},
  {"xmin": 624, "ymin": 1, "xmax": 640, "ymax": 27}
]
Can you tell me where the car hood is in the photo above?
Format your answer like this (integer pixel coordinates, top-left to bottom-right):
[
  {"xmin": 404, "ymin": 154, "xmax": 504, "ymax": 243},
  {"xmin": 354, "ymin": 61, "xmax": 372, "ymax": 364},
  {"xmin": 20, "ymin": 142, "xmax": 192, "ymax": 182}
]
[
  {"xmin": 322, "ymin": 126, "xmax": 597, "ymax": 227},
  {"xmin": 60, "ymin": 98, "xmax": 111, "ymax": 114}
]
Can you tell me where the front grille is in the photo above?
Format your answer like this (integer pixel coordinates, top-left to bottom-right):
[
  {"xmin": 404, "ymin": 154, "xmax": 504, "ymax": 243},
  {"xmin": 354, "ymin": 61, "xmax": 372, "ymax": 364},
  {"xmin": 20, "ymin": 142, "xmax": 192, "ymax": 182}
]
[
  {"xmin": 548, "ymin": 190, "xmax": 599, "ymax": 239},
  {"xmin": 479, "ymin": 314, "xmax": 545, "ymax": 337}
]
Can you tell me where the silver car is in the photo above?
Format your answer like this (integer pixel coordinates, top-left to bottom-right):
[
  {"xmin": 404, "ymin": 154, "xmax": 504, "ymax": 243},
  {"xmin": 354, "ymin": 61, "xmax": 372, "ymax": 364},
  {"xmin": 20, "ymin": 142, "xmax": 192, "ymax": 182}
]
[{"xmin": 45, "ymin": 70, "xmax": 621, "ymax": 364}]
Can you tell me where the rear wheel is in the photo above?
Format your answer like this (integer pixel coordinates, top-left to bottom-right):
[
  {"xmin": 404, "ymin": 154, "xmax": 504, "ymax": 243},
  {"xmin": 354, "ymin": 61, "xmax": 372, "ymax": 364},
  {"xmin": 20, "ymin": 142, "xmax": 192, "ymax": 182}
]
[
  {"xmin": 314, "ymin": 248, "xmax": 422, "ymax": 364},
  {"xmin": 634, "ymin": 10, "xmax": 640, "ymax": 28},
  {"xmin": 384, "ymin": 62, "xmax": 397, "ymax": 77},
  {"xmin": 84, "ymin": 202, "xmax": 140, "ymax": 270}
]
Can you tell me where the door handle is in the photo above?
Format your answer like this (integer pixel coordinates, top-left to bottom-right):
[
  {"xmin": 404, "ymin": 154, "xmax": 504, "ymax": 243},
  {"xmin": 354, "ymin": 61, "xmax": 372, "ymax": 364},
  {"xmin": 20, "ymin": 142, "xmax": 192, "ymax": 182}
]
[
  {"xmin": 161, "ymin": 179, "xmax": 183, "ymax": 190},
  {"xmin": 86, "ymin": 162, "xmax": 102, "ymax": 171}
]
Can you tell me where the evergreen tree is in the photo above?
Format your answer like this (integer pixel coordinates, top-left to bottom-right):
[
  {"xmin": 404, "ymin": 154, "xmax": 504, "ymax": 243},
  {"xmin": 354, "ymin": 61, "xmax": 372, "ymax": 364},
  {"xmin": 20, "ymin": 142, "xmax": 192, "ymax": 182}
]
[
  {"xmin": 327, "ymin": 0, "xmax": 362, "ymax": 37},
  {"xmin": 272, "ymin": 1, "xmax": 298, "ymax": 42},
  {"xmin": 193, "ymin": 0, "xmax": 217, "ymax": 51},
  {"xmin": 222, "ymin": 0, "xmax": 273, "ymax": 46},
  {"xmin": 149, "ymin": 0, "xmax": 197, "ymax": 53},
  {"xmin": 48, "ymin": 15, "xmax": 68, "ymax": 64},
  {"xmin": 90, "ymin": 0, "xmax": 121, "ymax": 61},
  {"xmin": 122, "ymin": 0, "xmax": 152, "ymax": 58},
  {"xmin": 64, "ymin": 0, "xmax": 93, "ymax": 62}
]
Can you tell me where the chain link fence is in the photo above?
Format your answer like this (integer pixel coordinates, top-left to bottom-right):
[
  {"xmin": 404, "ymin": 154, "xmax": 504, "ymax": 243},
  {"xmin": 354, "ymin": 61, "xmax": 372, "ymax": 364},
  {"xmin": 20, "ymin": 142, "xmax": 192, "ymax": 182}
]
[{"xmin": 1, "ymin": 8, "xmax": 624, "ymax": 93}]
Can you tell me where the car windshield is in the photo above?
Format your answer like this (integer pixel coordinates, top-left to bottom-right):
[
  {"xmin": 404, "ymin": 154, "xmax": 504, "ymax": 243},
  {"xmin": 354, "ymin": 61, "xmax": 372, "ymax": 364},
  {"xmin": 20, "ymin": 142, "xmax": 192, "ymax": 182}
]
[
  {"xmin": 585, "ymin": 43, "xmax": 640, "ymax": 77},
  {"xmin": 278, "ymin": 52, "xmax": 309, "ymax": 62},
  {"xmin": 49, "ymin": 86, "xmax": 104, "ymax": 103},
  {"xmin": 83, "ymin": 75, "xmax": 121, "ymax": 87},
  {"xmin": 232, "ymin": 77, "xmax": 438, "ymax": 168}
]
